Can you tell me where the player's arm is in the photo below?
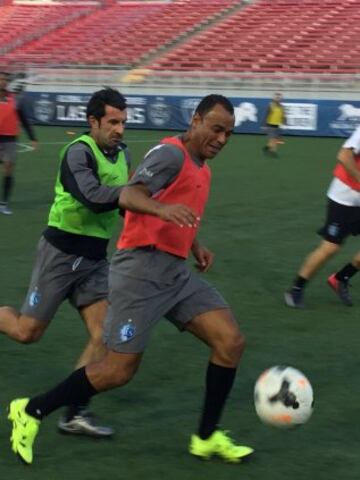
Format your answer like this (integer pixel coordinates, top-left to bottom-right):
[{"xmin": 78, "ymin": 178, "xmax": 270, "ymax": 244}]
[
  {"xmin": 337, "ymin": 147, "xmax": 360, "ymax": 182},
  {"xmin": 120, "ymin": 183, "xmax": 198, "ymax": 227},
  {"xmin": 338, "ymin": 126, "xmax": 360, "ymax": 181},
  {"xmin": 61, "ymin": 143, "xmax": 128, "ymax": 213},
  {"xmin": 16, "ymin": 98, "xmax": 38, "ymax": 144},
  {"xmin": 119, "ymin": 143, "xmax": 198, "ymax": 228},
  {"xmin": 191, "ymin": 238, "xmax": 214, "ymax": 272},
  {"xmin": 118, "ymin": 147, "xmax": 132, "ymax": 217}
]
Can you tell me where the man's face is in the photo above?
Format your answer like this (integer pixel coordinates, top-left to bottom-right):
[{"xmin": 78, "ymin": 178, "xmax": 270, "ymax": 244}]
[
  {"xmin": 191, "ymin": 104, "xmax": 235, "ymax": 160},
  {"xmin": 89, "ymin": 105, "xmax": 127, "ymax": 150},
  {"xmin": 0, "ymin": 74, "xmax": 8, "ymax": 92}
]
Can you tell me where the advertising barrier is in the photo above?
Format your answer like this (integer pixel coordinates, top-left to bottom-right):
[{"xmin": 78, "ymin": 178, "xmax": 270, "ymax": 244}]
[{"xmin": 26, "ymin": 92, "xmax": 360, "ymax": 138}]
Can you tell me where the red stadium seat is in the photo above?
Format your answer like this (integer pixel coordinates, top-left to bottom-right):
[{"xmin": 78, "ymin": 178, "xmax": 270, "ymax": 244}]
[
  {"xmin": 1, "ymin": 0, "xmax": 359, "ymax": 77},
  {"xmin": 144, "ymin": 0, "xmax": 360, "ymax": 76},
  {"xmin": 1, "ymin": 1, "xmax": 240, "ymax": 66}
]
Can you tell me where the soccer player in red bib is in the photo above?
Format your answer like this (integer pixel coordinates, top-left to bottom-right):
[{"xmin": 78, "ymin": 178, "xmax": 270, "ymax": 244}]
[
  {"xmin": 0, "ymin": 71, "xmax": 38, "ymax": 215},
  {"xmin": 8, "ymin": 94, "xmax": 254, "ymax": 465}
]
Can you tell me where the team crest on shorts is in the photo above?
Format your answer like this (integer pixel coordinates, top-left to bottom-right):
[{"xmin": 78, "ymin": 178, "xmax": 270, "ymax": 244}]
[
  {"xmin": 119, "ymin": 320, "xmax": 136, "ymax": 342},
  {"xmin": 29, "ymin": 288, "xmax": 41, "ymax": 307},
  {"xmin": 327, "ymin": 223, "xmax": 339, "ymax": 237},
  {"xmin": 72, "ymin": 256, "xmax": 83, "ymax": 271}
]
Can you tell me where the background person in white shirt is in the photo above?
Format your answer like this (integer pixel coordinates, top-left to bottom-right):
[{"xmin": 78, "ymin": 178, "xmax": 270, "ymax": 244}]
[{"xmin": 284, "ymin": 126, "xmax": 360, "ymax": 308}]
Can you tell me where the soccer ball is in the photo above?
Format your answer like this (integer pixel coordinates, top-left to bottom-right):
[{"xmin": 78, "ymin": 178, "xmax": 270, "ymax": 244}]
[{"xmin": 254, "ymin": 366, "xmax": 314, "ymax": 428}]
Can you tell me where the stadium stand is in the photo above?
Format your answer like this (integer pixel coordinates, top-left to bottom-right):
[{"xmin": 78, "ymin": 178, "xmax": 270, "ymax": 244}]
[
  {"xmin": 0, "ymin": 4, "xmax": 95, "ymax": 58},
  {"xmin": 147, "ymin": 0, "xmax": 360, "ymax": 76},
  {"xmin": 0, "ymin": 0, "xmax": 240, "ymax": 67},
  {"xmin": 0, "ymin": 0, "xmax": 359, "ymax": 86}
]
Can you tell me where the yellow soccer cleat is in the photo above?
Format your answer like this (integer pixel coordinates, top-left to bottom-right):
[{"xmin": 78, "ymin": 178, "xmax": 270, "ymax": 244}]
[
  {"xmin": 189, "ymin": 430, "xmax": 254, "ymax": 464},
  {"xmin": 8, "ymin": 398, "xmax": 40, "ymax": 465}
]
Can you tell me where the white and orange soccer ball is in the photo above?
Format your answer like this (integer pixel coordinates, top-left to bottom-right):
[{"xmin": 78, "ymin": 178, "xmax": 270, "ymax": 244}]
[{"xmin": 254, "ymin": 366, "xmax": 314, "ymax": 428}]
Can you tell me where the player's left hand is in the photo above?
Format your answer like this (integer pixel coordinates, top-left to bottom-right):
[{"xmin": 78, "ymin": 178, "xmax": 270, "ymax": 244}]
[{"xmin": 191, "ymin": 242, "xmax": 214, "ymax": 272}]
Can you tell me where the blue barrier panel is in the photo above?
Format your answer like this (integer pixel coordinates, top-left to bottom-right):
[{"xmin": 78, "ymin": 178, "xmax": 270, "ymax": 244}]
[{"xmin": 26, "ymin": 92, "xmax": 360, "ymax": 138}]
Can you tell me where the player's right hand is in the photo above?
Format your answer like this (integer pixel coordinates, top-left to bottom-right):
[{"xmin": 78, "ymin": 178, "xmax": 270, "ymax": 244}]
[{"xmin": 157, "ymin": 203, "xmax": 199, "ymax": 228}]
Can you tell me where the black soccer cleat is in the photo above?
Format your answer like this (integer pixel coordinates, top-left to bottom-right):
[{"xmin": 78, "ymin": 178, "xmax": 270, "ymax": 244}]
[
  {"xmin": 284, "ymin": 287, "xmax": 304, "ymax": 309},
  {"xmin": 327, "ymin": 274, "xmax": 353, "ymax": 306}
]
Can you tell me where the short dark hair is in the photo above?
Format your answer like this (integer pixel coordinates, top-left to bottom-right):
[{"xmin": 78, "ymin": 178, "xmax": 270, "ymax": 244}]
[
  {"xmin": 195, "ymin": 94, "xmax": 234, "ymax": 117},
  {"xmin": 87, "ymin": 87, "xmax": 127, "ymax": 120}
]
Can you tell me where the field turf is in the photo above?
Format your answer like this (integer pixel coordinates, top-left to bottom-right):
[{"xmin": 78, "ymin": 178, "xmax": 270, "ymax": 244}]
[{"xmin": 0, "ymin": 127, "xmax": 358, "ymax": 480}]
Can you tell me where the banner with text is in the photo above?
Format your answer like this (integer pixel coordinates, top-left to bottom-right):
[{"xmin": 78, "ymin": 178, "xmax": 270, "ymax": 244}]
[{"xmin": 26, "ymin": 92, "xmax": 360, "ymax": 137}]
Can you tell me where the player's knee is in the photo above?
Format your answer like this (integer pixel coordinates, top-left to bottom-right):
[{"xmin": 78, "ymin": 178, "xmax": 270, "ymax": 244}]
[
  {"xmin": 320, "ymin": 241, "xmax": 340, "ymax": 256},
  {"xmin": 352, "ymin": 254, "xmax": 360, "ymax": 269},
  {"xmin": 15, "ymin": 316, "xmax": 46, "ymax": 344},
  {"xmin": 89, "ymin": 326, "xmax": 104, "ymax": 346},
  {"xmin": 228, "ymin": 331, "xmax": 246, "ymax": 362},
  {"xmin": 217, "ymin": 331, "xmax": 245, "ymax": 366},
  {"xmin": 111, "ymin": 369, "xmax": 135, "ymax": 387},
  {"xmin": 3, "ymin": 163, "xmax": 13, "ymax": 176},
  {"xmin": 16, "ymin": 325, "xmax": 44, "ymax": 344},
  {"xmin": 100, "ymin": 358, "xmax": 139, "ymax": 389},
  {"xmin": 102, "ymin": 366, "xmax": 136, "ymax": 389}
]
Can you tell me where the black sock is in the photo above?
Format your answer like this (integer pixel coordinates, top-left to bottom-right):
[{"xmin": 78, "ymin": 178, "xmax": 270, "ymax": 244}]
[
  {"xmin": 293, "ymin": 276, "xmax": 307, "ymax": 289},
  {"xmin": 336, "ymin": 263, "xmax": 358, "ymax": 282},
  {"xmin": 64, "ymin": 400, "xmax": 90, "ymax": 421},
  {"xmin": 198, "ymin": 362, "xmax": 236, "ymax": 440},
  {"xmin": 25, "ymin": 367, "xmax": 98, "ymax": 420},
  {"xmin": 2, "ymin": 175, "xmax": 13, "ymax": 203}
]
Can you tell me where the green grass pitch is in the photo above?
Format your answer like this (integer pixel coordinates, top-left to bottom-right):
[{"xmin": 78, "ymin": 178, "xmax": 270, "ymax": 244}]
[{"xmin": 0, "ymin": 126, "xmax": 359, "ymax": 479}]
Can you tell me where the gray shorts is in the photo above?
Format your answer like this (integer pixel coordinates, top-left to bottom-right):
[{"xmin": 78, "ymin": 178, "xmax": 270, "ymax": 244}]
[
  {"xmin": 266, "ymin": 125, "xmax": 281, "ymax": 139},
  {"xmin": 103, "ymin": 247, "xmax": 229, "ymax": 353},
  {"xmin": 21, "ymin": 236, "xmax": 109, "ymax": 322},
  {"xmin": 0, "ymin": 141, "xmax": 17, "ymax": 164}
]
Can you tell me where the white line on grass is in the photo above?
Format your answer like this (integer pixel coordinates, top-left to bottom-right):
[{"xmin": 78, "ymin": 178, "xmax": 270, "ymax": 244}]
[
  {"xmin": 16, "ymin": 143, "xmax": 35, "ymax": 153},
  {"xmin": 22, "ymin": 139, "xmax": 159, "ymax": 145},
  {"xmin": 17, "ymin": 138, "xmax": 160, "ymax": 153}
]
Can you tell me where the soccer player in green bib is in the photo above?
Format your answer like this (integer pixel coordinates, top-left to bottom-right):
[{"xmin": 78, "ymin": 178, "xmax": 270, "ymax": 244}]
[
  {"xmin": 7, "ymin": 94, "xmax": 254, "ymax": 465},
  {"xmin": 0, "ymin": 88, "xmax": 130, "ymax": 437}
]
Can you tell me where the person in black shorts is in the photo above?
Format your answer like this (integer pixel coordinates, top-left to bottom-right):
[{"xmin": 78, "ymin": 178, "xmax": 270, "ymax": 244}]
[
  {"xmin": 8, "ymin": 94, "xmax": 254, "ymax": 465},
  {"xmin": 285, "ymin": 125, "xmax": 360, "ymax": 308},
  {"xmin": 0, "ymin": 88, "xmax": 130, "ymax": 437}
]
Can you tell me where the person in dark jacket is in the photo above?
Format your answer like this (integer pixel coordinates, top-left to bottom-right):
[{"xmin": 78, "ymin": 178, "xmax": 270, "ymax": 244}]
[{"xmin": 0, "ymin": 72, "xmax": 38, "ymax": 214}]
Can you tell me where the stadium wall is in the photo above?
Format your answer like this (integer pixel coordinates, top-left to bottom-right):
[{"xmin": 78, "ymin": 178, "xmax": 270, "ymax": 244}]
[{"xmin": 25, "ymin": 91, "xmax": 360, "ymax": 138}]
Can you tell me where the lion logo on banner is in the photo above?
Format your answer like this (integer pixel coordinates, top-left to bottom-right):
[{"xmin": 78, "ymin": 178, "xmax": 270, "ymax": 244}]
[
  {"xmin": 234, "ymin": 102, "xmax": 257, "ymax": 126},
  {"xmin": 338, "ymin": 104, "xmax": 360, "ymax": 121}
]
